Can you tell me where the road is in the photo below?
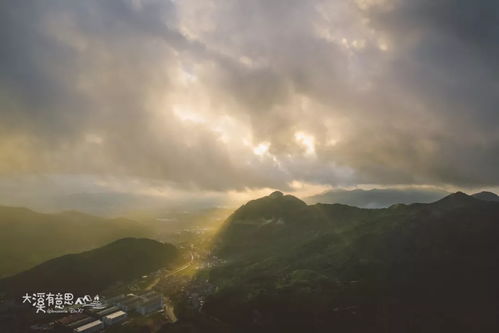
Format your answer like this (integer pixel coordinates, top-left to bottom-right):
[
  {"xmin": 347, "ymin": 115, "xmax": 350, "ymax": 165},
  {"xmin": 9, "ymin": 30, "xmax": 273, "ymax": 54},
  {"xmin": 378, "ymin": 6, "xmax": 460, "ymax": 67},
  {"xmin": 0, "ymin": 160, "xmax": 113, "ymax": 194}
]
[
  {"xmin": 149, "ymin": 251, "xmax": 195, "ymax": 323},
  {"xmin": 145, "ymin": 251, "xmax": 195, "ymax": 291}
]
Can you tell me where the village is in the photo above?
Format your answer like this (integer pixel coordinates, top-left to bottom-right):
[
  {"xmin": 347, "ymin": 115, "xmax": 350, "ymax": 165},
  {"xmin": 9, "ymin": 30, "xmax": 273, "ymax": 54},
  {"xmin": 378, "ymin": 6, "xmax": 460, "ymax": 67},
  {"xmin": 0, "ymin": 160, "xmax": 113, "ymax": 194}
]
[{"xmin": 21, "ymin": 247, "xmax": 224, "ymax": 333}]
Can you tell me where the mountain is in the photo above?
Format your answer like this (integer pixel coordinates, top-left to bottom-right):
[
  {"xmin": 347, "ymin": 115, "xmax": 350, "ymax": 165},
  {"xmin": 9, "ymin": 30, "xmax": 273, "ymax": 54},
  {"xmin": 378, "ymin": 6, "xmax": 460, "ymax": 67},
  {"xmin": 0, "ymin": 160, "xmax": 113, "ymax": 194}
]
[
  {"xmin": 213, "ymin": 191, "xmax": 326, "ymax": 260},
  {"xmin": 0, "ymin": 206, "xmax": 153, "ymax": 278},
  {"xmin": 0, "ymin": 238, "xmax": 180, "ymax": 296},
  {"xmin": 473, "ymin": 191, "xmax": 499, "ymax": 202},
  {"xmin": 306, "ymin": 188, "xmax": 449, "ymax": 208},
  {"xmin": 198, "ymin": 192, "xmax": 499, "ymax": 333}
]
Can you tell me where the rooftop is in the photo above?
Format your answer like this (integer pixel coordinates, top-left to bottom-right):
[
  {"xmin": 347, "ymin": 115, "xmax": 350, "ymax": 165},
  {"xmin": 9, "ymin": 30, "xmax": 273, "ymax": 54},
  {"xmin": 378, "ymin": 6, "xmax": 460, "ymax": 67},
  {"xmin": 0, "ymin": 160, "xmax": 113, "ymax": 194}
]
[
  {"xmin": 140, "ymin": 297, "xmax": 162, "ymax": 308},
  {"xmin": 104, "ymin": 310, "xmax": 127, "ymax": 320},
  {"xmin": 67, "ymin": 316, "xmax": 94, "ymax": 328},
  {"xmin": 74, "ymin": 320, "xmax": 103, "ymax": 332},
  {"xmin": 96, "ymin": 306, "xmax": 120, "ymax": 316},
  {"xmin": 143, "ymin": 294, "xmax": 162, "ymax": 301},
  {"xmin": 121, "ymin": 296, "xmax": 140, "ymax": 305}
]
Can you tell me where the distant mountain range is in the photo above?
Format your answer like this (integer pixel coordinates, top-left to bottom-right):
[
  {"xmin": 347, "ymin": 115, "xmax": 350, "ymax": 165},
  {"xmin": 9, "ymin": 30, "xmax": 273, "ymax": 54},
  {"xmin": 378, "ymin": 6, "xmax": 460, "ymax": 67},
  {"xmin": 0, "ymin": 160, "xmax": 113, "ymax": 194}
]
[
  {"xmin": 0, "ymin": 203, "xmax": 232, "ymax": 279},
  {"xmin": 305, "ymin": 187, "xmax": 450, "ymax": 207},
  {"xmin": 0, "ymin": 238, "xmax": 180, "ymax": 296},
  {"xmin": 201, "ymin": 190, "xmax": 499, "ymax": 332},
  {"xmin": 0, "ymin": 206, "xmax": 153, "ymax": 278}
]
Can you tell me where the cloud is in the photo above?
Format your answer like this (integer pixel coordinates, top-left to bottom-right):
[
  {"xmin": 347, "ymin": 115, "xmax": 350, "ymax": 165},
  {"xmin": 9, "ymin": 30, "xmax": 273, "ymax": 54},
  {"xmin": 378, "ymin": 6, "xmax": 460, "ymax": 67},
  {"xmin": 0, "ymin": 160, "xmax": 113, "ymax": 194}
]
[{"xmin": 0, "ymin": 0, "xmax": 498, "ymax": 196}]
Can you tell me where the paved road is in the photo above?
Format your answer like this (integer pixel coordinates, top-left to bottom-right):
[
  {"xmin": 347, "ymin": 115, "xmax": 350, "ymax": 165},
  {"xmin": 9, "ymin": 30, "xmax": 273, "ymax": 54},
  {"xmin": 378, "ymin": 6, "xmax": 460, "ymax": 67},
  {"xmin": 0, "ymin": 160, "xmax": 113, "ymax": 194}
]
[
  {"xmin": 151, "ymin": 251, "xmax": 195, "ymax": 323},
  {"xmin": 145, "ymin": 251, "xmax": 195, "ymax": 291}
]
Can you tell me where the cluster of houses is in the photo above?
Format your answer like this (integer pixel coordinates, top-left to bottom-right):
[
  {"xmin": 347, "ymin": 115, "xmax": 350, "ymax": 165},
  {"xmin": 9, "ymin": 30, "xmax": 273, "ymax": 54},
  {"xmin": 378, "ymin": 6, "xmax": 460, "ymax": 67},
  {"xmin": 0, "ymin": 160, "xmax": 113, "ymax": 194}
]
[
  {"xmin": 54, "ymin": 291, "xmax": 164, "ymax": 333},
  {"xmin": 106, "ymin": 291, "xmax": 164, "ymax": 316}
]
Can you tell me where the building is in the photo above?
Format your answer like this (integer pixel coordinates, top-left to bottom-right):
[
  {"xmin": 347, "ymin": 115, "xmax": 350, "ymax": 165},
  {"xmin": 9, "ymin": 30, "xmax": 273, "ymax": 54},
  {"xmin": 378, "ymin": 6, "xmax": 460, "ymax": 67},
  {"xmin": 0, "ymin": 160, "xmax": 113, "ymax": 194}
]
[
  {"xmin": 102, "ymin": 310, "xmax": 127, "ymax": 326},
  {"xmin": 95, "ymin": 306, "xmax": 121, "ymax": 318},
  {"xmin": 137, "ymin": 296, "xmax": 163, "ymax": 315},
  {"xmin": 116, "ymin": 294, "xmax": 137, "ymax": 305},
  {"xmin": 67, "ymin": 316, "xmax": 95, "ymax": 330},
  {"xmin": 55, "ymin": 313, "xmax": 87, "ymax": 327},
  {"xmin": 103, "ymin": 294, "xmax": 125, "ymax": 306},
  {"xmin": 119, "ymin": 296, "xmax": 142, "ymax": 312},
  {"xmin": 111, "ymin": 292, "xmax": 164, "ymax": 314},
  {"xmin": 73, "ymin": 320, "xmax": 104, "ymax": 333}
]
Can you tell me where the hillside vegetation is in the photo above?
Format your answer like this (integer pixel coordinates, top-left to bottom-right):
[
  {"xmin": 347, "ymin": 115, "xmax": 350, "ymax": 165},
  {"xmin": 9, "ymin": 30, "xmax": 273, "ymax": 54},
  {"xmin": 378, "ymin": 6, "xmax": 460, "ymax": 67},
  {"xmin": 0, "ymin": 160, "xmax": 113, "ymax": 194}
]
[
  {"xmin": 197, "ymin": 191, "xmax": 499, "ymax": 333},
  {"xmin": 0, "ymin": 238, "xmax": 180, "ymax": 296}
]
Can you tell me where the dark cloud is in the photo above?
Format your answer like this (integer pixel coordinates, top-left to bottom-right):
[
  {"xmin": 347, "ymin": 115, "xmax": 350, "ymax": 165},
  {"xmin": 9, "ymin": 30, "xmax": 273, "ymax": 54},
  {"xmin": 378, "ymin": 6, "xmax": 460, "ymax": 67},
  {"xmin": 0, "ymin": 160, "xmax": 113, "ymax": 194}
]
[
  {"xmin": 0, "ymin": 0, "xmax": 498, "ymax": 194},
  {"xmin": 333, "ymin": 0, "xmax": 499, "ymax": 186}
]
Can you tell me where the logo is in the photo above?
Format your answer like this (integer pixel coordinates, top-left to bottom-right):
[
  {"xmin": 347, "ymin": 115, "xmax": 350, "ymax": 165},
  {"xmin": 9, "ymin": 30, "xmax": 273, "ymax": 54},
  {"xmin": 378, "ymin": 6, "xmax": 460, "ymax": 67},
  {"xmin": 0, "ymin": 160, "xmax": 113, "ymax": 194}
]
[{"xmin": 21, "ymin": 292, "xmax": 104, "ymax": 314}]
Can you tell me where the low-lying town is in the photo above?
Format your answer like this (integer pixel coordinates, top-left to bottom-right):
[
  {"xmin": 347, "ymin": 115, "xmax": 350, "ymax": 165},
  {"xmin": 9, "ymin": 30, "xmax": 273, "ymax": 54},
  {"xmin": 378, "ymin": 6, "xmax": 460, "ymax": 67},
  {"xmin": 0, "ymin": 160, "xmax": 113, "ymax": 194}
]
[{"xmin": 53, "ymin": 290, "xmax": 164, "ymax": 333}]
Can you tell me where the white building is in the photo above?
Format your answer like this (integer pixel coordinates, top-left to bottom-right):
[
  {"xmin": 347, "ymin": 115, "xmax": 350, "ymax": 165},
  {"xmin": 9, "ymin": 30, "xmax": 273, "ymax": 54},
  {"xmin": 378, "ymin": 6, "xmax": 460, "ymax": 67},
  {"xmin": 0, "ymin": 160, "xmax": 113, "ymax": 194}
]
[
  {"xmin": 102, "ymin": 310, "xmax": 128, "ymax": 326},
  {"xmin": 73, "ymin": 320, "xmax": 104, "ymax": 333}
]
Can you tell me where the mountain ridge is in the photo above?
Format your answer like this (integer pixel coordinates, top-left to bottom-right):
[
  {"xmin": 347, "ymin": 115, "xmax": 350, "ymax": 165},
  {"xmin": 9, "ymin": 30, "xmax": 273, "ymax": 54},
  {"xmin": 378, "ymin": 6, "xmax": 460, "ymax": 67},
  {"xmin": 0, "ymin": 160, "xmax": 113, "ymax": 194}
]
[
  {"xmin": 305, "ymin": 187, "xmax": 450, "ymax": 208},
  {"xmin": 202, "ymin": 190, "xmax": 499, "ymax": 332},
  {"xmin": 0, "ymin": 204, "xmax": 153, "ymax": 278},
  {"xmin": 472, "ymin": 191, "xmax": 499, "ymax": 202},
  {"xmin": 0, "ymin": 238, "xmax": 181, "ymax": 296}
]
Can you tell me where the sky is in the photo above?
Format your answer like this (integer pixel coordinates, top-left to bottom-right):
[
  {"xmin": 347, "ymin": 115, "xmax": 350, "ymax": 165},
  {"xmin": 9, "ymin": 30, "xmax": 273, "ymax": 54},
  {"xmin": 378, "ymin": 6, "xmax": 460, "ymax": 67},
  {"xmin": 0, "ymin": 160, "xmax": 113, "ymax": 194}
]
[{"xmin": 1, "ymin": 0, "xmax": 498, "ymax": 214}]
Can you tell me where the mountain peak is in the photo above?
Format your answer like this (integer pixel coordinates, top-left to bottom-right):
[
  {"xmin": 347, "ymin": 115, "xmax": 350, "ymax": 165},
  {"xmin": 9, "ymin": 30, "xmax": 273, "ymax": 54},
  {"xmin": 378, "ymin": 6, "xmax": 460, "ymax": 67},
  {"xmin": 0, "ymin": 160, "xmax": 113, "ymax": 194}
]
[
  {"xmin": 441, "ymin": 191, "xmax": 471, "ymax": 201},
  {"xmin": 448, "ymin": 191, "xmax": 468, "ymax": 198},
  {"xmin": 269, "ymin": 191, "xmax": 284, "ymax": 199},
  {"xmin": 432, "ymin": 191, "xmax": 478, "ymax": 209},
  {"xmin": 226, "ymin": 191, "xmax": 308, "ymax": 225},
  {"xmin": 472, "ymin": 191, "xmax": 499, "ymax": 202}
]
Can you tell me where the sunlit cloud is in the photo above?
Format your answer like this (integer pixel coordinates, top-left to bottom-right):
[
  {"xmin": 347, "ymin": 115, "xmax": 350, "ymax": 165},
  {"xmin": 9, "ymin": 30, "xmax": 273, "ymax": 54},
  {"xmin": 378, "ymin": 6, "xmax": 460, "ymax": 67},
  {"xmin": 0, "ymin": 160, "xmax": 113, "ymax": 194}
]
[
  {"xmin": 253, "ymin": 142, "xmax": 270, "ymax": 157},
  {"xmin": 0, "ymin": 0, "xmax": 498, "ymax": 213},
  {"xmin": 294, "ymin": 132, "xmax": 316, "ymax": 157}
]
